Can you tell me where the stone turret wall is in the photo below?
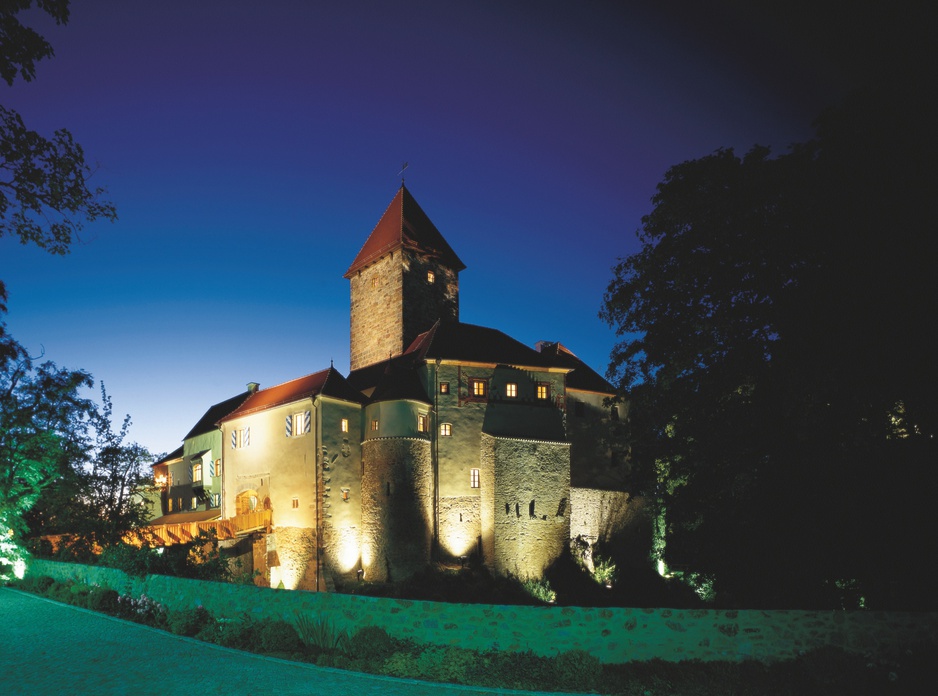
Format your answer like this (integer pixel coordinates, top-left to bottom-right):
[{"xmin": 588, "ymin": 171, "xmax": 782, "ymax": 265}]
[
  {"xmin": 349, "ymin": 253, "xmax": 403, "ymax": 371},
  {"xmin": 401, "ymin": 249, "xmax": 459, "ymax": 345},
  {"xmin": 360, "ymin": 438, "xmax": 433, "ymax": 581}
]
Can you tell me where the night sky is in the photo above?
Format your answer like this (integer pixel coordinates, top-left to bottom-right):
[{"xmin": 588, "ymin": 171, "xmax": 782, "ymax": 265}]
[{"xmin": 2, "ymin": 1, "xmax": 861, "ymax": 455}]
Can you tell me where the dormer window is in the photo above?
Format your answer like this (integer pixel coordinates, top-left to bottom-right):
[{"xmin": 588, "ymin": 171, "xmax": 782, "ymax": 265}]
[
  {"xmin": 536, "ymin": 383, "xmax": 550, "ymax": 400},
  {"xmin": 505, "ymin": 383, "xmax": 518, "ymax": 398}
]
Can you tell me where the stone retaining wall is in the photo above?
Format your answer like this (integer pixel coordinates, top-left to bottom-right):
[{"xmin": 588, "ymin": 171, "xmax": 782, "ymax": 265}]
[{"xmin": 27, "ymin": 559, "xmax": 938, "ymax": 664}]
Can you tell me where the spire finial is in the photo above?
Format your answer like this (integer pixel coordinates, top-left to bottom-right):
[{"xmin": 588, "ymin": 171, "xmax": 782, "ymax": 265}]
[{"xmin": 398, "ymin": 161, "xmax": 408, "ymax": 186}]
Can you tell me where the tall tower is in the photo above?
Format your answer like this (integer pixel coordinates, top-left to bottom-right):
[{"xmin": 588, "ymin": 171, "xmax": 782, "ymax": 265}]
[{"xmin": 345, "ymin": 185, "xmax": 465, "ymax": 371}]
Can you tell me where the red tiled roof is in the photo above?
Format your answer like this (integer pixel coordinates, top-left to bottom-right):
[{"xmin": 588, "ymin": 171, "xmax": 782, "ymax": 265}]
[
  {"xmin": 405, "ymin": 321, "xmax": 560, "ymax": 369},
  {"xmin": 344, "ymin": 184, "xmax": 466, "ymax": 277},
  {"xmin": 217, "ymin": 367, "xmax": 364, "ymax": 423}
]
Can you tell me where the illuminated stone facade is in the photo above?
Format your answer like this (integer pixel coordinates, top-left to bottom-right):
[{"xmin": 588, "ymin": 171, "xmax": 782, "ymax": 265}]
[{"xmin": 149, "ymin": 185, "xmax": 635, "ymax": 590}]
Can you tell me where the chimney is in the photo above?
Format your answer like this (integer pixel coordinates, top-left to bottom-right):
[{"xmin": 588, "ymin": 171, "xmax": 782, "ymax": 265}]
[{"xmin": 247, "ymin": 382, "xmax": 260, "ymax": 394}]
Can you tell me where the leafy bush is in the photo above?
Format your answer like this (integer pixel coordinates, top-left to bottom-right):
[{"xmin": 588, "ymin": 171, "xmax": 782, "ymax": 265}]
[
  {"xmin": 260, "ymin": 619, "xmax": 303, "ymax": 654},
  {"xmin": 85, "ymin": 586, "xmax": 119, "ymax": 613},
  {"xmin": 554, "ymin": 649, "xmax": 601, "ymax": 691},
  {"xmin": 168, "ymin": 606, "xmax": 213, "ymax": 637},
  {"xmin": 17, "ymin": 574, "xmax": 55, "ymax": 595},
  {"xmin": 208, "ymin": 614, "xmax": 257, "ymax": 650},
  {"xmin": 591, "ymin": 554, "xmax": 618, "ymax": 587},
  {"xmin": 519, "ymin": 576, "xmax": 556, "ymax": 604},
  {"xmin": 348, "ymin": 625, "xmax": 396, "ymax": 661},
  {"xmin": 114, "ymin": 593, "xmax": 168, "ymax": 629}
]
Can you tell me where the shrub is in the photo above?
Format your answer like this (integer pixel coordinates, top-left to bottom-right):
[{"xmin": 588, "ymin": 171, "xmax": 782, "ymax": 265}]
[
  {"xmin": 260, "ymin": 619, "xmax": 303, "ymax": 654},
  {"xmin": 348, "ymin": 625, "xmax": 395, "ymax": 661},
  {"xmin": 85, "ymin": 586, "xmax": 120, "ymax": 613},
  {"xmin": 554, "ymin": 649, "xmax": 601, "ymax": 691},
  {"xmin": 17, "ymin": 574, "xmax": 55, "ymax": 595},
  {"xmin": 210, "ymin": 615, "xmax": 257, "ymax": 650},
  {"xmin": 519, "ymin": 576, "xmax": 556, "ymax": 604},
  {"xmin": 168, "ymin": 606, "xmax": 213, "ymax": 637}
]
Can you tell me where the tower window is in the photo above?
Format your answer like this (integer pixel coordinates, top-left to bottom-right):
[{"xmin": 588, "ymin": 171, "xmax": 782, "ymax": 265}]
[
  {"xmin": 417, "ymin": 414, "xmax": 428, "ymax": 432},
  {"xmin": 427, "ymin": 270, "xmax": 435, "ymax": 283},
  {"xmin": 439, "ymin": 382, "xmax": 450, "ymax": 394},
  {"xmin": 536, "ymin": 383, "xmax": 550, "ymax": 400},
  {"xmin": 440, "ymin": 423, "xmax": 452, "ymax": 436},
  {"xmin": 371, "ymin": 419, "xmax": 379, "ymax": 431},
  {"xmin": 505, "ymin": 382, "xmax": 518, "ymax": 398},
  {"xmin": 340, "ymin": 418, "xmax": 349, "ymax": 433},
  {"xmin": 292, "ymin": 497, "xmax": 299, "ymax": 509},
  {"xmin": 372, "ymin": 277, "xmax": 379, "ymax": 288},
  {"xmin": 470, "ymin": 468, "xmax": 480, "ymax": 488}
]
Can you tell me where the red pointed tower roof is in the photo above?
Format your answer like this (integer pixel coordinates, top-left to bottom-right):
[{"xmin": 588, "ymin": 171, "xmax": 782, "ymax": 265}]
[{"xmin": 344, "ymin": 184, "xmax": 466, "ymax": 278}]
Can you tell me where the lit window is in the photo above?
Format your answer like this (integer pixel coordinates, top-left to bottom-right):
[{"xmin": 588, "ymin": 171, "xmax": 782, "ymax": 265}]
[
  {"xmin": 341, "ymin": 418, "xmax": 349, "ymax": 433},
  {"xmin": 440, "ymin": 423, "xmax": 452, "ymax": 436},
  {"xmin": 536, "ymin": 383, "xmax": 550, "ymax": 400},
  {"xmin": 191, "ymin": 497, "xmax": 198, "ymax": 510},
  {"xmin": 288, "ymin": 411, "xmax": 310, "ymax": 437},
  {"xmin": 177, "ymin": 498, "xmax": 183, "ymax": 511},
  {"xmin": 439, "ymin": 382, "xmax": 450, "ymax": 394},
  {"xmin": 505, "ymin": 382, "xmax": 518, "ymax": 398},
  {"xmin": 469, "ymin": 378, "xmax": 487, "ymax": 399},
  {"xmin": 168, "ymin": 498, "xmax": 173, "ymax": 512},
  {"xmin": 427, "ymin": 270, "xmax": 435, "ymax": 283},
  {"xmin": 341, "ymin": 488, "xmax": 350, "ymax": 501},
  {"xmin": 232, "ymin": 427, "xmax": 250, "ymax": 448},
  {"xmin": 470, "ymin": 468, "xmax": 480, "ymax": 488},
  {"xmin": 417, "ymin": 414, "xmax": 428, "ymax": 432},
  {"xmin": 168, "ymin": 472, "xmax": 174, "ymax": 487},
  {"xmin": 192, "ymin": 462, "xmax": 202, "ymax": 483},
  {"xmin": 371, "ymin": 419, "xmax": 379, "ymax": 431},
  {"xmin": 372, "ymin": 277, "xmax": 379, "ymax": 288},
  {"xmin": 292, "ymin": 497, "xmax": 299, "ymax": 509},
  {"xmin": 215, "ymin": 460, "xmax": 222, "ymax": 479},
  {"xmin": 211, "ymin": 493, "xmax": 220, "ymax": 508}
]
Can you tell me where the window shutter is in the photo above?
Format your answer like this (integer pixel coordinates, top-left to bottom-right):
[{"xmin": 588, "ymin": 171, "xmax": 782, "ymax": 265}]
[
  {"xmin": 209, "ymin": 460, "xmax": 215, "ymax": 478},
  {"xmin": 304, "ymin": 410, "xmax": 311, "ymax": 434},
  {"xmin": 187, "ymin": 465, "xmax": 193, "ymax": 482},
  {"xmin": 244, "ymin": 427, "xmax": 250, "ymax": 447},
  {"xmin": 231, "ymin": 430, "xmax": 237, "ymax": 449},
  {"xmin": 285, "ymin": 415, "xmax": 292, "ymax": 437}
]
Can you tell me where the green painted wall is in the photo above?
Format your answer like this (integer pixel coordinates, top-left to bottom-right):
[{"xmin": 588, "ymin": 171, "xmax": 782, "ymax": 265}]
[{"xmin": 29, "ymin": 559, "xmax": 938, "ymax": 664}]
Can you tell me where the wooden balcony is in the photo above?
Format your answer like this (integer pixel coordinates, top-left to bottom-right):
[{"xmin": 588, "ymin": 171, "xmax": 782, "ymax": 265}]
[{"xmin": 135, "ymin": 509, "xmax": 272, "ymax": 547}]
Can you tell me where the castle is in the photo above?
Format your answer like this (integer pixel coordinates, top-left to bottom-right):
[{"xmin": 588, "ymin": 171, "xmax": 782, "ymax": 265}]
[{"xmin": 149, "ymin": 185, "xmax": 633, "ymax": 590}]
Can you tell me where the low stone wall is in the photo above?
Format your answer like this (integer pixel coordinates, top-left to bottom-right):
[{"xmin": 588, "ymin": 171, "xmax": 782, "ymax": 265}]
[{"xmin": 27, "ymin": 559, "xmax": 938, "ymax": 664}]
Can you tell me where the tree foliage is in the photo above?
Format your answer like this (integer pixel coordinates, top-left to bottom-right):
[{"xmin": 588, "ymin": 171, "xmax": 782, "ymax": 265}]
[
  {"xmin": 601, "ymin": 84, "xmax": 938, "ymax": 608},
  {"xmin": 0, "ymin": 0, "xmax": 115, "ymax": 262}
]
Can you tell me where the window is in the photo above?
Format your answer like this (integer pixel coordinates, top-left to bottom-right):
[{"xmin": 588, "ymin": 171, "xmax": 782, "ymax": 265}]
[
  {"xmin": 340, "ymin": 418, "xmax": 349, "ymax": 433},
  {"xmin": 427, "ymin": 270, "xmax": 435, "ymax": 283},
  {"xmin": 371, "ymin": 419, "xmax": 379, "ymax": 431},
  {"xmin": 214, "ymin": 460, "xmax": 222, "ymax": 479},
  {"xmin": 470, "ymin": 468, "xmax": 480, "ymax": 488},
  {"xmin": 211, "ymin": 493, "xmax": 220, "ymax": 508},
  {"xmin": 417, "ymin": 414, "xmax": 428, "ymax": 432},
  {"xmin": 536, "ymin": 383, "xmax": 550, "ymax": 400},
  {"xmin": 505, "ymin": 382, "xmax": 518, "ymax": 398},
  {"xmin": 231, "ymin": 427, "xmax": 250, "ymax": 448},
  {"xmin": 469, "ymin": 378, "xmax": 487, "ymax": 399},
  {"xmin": 292, "ymin": 497, "xmax": 299, "ymax": 509},
  {"xmin": 191, "ymin": 461, "xmax": 202, "ymax": 483},
  {"xmin": 372, "ymin": 277, "xmax": 379, "ymax": 288},
  {"xmin": 191, "ymin": 497, "xmax": 198, "ymax": 510},
  {"xmin": 439, "ymin": 382, "xmax": 450, "ymax": 395},
  {"xmin": 286, "ymin": 411, "xmax": 310, "ymax": 437},
  {"xmin": 168, "ymin": 472, "xmax": 174, "ymax": 487},
  {"xmin": 440, "ymin": 423, "xmax": 452, "ymax": 436},
  {"xmin": 341, "ymin": 488, "xmax": 350, "ymax": 501},
  {"xmin": 168, "ymin": 497, "xmax": 173, "ymax": 512},
  {"xmin": 177, "ymin": 497, "xmax": 183, "ymax": 511}
]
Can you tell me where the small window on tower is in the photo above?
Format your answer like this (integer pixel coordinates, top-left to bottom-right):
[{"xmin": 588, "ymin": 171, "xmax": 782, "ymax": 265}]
[
  {"xmin": 469, "ymin": 378, "xmax": 487, "ymax": 399},
  {"xmin": 417, "ymin": 414, "xmax": 428, "ymax": 432},
  {"xmin": 470, "ymin": 468, "xmax": 480, "ymax": 488},
  {"xmin": 340, "ymin": 418, "xmax": 349, "ymax": 433},
  {"xmin": 427, "ymin": 270, "xmax": 435, "ymax": 284},
  {"xmin": 292, "ymin": 497, "xmax": 299, "ymax": 509},
  {"xmin": 505, "ymin": 382, "xmax": 518, "ymax": 398},
  {"xmin": 371, "ymin": 419, "xmax": 379, "ymax": 431},
  {"xmin": 440, "ymin": 423, "xmax": 452, "ymax": 436},
  {"xmin": 439, "ymin": 382, "xmax": 450, "ymax": 394},
  {"xmin": 536, "ymin": 383, "xmax": 550, "ymax": 400}
]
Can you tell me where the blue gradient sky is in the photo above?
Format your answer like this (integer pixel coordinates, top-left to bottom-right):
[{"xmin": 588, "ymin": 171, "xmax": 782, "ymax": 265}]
[{"xmin": 2, "ymin": 1, "xmax": 847, "ymax": 455}]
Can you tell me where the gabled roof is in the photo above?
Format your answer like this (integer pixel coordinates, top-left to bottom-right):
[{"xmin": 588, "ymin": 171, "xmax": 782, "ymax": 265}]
[
  {"xmin": 535, "ymin": 341, "xmax": 616, "ymax": 394},
  {"xmin": 367, "ymin": 360, "xmax": 431, "ymax": 405},
  {"xmin": 183, "ymin": 390, "xmax": 254, "ymax": 441},
  {"xmin": 217, "ymin": 367, "xmax": 365, "ymax": 423},
  {"xmin": 344, "ymin": 184, "xmax": 466, "ymax": 277},
  {"xmin": 406, "ymin": 321, "xmax": 560, "ymax": 370},
  {"xmin": 152, "ymin": 445, "xmax": 184, "ymax": 468}
]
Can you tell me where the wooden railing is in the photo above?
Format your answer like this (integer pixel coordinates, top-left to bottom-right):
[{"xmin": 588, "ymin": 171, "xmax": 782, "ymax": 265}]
[{"xmin": 137, "ymin": 509, "xmax": 272, "ymax": 547}]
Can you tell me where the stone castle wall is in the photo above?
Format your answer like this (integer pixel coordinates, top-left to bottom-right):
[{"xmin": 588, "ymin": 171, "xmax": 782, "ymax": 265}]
[
  {"xmin": 360, "ymin": 438, "xmax": 433, "ymax": 581},
  {"xmin": 30, "ymin": 560, "xmax": 938, "ymax": 664}
]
